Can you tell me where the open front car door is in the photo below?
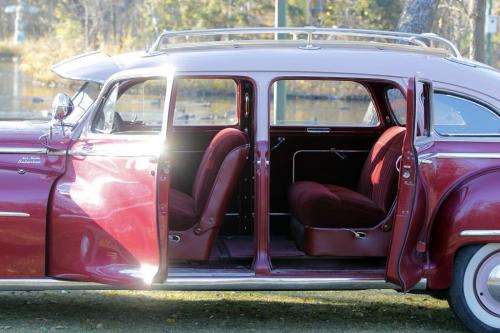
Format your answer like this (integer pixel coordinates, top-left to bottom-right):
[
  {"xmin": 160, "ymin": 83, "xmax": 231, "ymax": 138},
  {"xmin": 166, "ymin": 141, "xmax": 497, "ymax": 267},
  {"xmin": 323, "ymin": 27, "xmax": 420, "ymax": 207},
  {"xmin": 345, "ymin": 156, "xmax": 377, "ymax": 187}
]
[{"xmin": 48, "ymin": 67, "xmax": 174, "ymax": 288}]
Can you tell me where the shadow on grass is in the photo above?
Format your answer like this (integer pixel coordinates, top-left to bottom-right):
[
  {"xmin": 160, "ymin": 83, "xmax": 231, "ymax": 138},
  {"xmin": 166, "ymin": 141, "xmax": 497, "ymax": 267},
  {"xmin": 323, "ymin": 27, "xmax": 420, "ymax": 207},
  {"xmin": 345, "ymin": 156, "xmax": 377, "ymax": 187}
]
[{"xmin": 0, "ymin": 290, "xmax": 467, "ymax": 333}]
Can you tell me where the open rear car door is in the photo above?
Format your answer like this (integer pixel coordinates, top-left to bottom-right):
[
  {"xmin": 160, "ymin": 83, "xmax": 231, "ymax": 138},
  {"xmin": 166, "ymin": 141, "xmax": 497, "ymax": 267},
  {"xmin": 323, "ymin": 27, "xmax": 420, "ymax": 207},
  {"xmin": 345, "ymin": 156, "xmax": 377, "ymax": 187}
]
[
  {"xmin": 386, "ymin": 76, "xmax": 434, "ymax": 291},
  {"xmin": 48, "ymin": 68, "xmax": 174, "ymax": 288}
]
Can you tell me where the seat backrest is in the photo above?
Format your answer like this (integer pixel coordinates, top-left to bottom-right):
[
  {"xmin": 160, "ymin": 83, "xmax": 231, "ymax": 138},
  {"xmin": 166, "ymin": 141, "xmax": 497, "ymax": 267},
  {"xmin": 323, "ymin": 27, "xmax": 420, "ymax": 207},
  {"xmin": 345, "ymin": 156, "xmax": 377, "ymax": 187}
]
[
  {"xmin": 357, "ymin": 126, "xmax": 406, "ymax": 212},
  {"xmin": 191, "ymin": 128, "xmax": 248, "ymax": 216}
]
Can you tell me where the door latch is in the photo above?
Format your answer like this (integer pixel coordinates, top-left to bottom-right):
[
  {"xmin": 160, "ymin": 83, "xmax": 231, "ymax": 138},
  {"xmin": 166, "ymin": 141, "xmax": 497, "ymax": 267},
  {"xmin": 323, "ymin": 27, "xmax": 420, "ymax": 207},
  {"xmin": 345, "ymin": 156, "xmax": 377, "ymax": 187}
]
[{"xmin": 161, "ymin": 161, "xmax": 170, "ymax": 175}]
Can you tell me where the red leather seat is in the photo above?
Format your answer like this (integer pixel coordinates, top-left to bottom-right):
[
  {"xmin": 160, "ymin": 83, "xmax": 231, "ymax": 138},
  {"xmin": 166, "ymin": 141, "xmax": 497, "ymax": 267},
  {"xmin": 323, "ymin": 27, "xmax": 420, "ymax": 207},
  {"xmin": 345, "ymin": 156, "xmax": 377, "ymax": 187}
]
[
  {"xmin": 289, "ymin": 126, "xmax": 405, "ymax": 229},
  {"xmin": 169, "ymin": 189, "xmax": 198, "ymax": 231},
  {"xmin": 168, "ymin": 128, "xmax": 249, "ymax": 260}
]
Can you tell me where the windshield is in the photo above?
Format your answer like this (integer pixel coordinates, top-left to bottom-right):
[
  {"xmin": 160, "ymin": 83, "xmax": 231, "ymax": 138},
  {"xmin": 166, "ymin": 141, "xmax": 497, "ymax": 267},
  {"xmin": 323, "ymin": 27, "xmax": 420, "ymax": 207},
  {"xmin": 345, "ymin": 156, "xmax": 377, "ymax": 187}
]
[{"xmin": 65, "ymin": 81, "xmax": 101, "ymax": 125}]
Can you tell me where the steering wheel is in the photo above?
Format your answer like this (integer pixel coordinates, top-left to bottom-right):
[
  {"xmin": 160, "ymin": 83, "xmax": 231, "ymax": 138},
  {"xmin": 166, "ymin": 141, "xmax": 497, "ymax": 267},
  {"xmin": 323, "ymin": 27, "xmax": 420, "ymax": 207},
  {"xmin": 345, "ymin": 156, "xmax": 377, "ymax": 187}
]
[{"xmin": 112, "ymin": 112, "xmax": 125, "ymax": 133}]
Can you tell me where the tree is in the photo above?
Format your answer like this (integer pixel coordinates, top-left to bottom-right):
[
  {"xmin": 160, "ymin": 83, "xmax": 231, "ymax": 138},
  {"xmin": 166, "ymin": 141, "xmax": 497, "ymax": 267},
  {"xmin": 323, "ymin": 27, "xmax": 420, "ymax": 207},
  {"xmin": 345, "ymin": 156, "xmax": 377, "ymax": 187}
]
[
  {"xmin": 321, "ymin": 0, "xmax": 403, "ymax": 30},
  {"xmin": 469, "ymin": 0, "xmax": 487, "ymax": 62},
  {"xmin": 397, "ymin": 0, "xmax": 440, "ymax": 33}
]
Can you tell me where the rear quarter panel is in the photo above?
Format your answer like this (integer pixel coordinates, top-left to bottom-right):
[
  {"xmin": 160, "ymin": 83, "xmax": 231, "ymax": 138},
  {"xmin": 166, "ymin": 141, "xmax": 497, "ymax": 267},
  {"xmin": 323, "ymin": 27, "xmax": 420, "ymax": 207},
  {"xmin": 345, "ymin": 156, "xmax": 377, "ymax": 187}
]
[{"xmin": 426, "ymin": 158, "xmax": 500, "ymax": 289}]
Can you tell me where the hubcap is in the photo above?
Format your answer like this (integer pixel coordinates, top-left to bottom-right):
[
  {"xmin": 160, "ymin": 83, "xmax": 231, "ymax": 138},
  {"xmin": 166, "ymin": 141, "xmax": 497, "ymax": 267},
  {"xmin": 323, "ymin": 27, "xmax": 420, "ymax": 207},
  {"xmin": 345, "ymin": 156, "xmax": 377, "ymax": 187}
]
[{"xmin": 475, "ymin": 251, "xmax": 500, "ymax": 316}]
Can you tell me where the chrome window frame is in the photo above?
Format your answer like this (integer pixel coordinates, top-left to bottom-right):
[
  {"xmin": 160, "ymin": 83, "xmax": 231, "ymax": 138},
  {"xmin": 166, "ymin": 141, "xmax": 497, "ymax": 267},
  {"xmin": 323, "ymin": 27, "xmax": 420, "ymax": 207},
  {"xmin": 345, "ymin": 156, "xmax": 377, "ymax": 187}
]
[
  {"xmin": 84, "ymin": 66, "xmax": 175, "ymax": 141},
  {"xmin": 268, "ymin": 77, "xmax": 383, "ymax": 128},
  {"xmin": 172, "ymin": 76, "xmax": 240, "ymax": 127}
]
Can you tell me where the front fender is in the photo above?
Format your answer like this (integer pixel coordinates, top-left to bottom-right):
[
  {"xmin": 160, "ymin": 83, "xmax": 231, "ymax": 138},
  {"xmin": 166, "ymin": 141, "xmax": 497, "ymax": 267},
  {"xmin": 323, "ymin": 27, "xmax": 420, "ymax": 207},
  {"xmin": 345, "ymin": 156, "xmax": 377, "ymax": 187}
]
[{"xmin": 427, "ymin": 168, "xmax": 500, "ymax": 289}]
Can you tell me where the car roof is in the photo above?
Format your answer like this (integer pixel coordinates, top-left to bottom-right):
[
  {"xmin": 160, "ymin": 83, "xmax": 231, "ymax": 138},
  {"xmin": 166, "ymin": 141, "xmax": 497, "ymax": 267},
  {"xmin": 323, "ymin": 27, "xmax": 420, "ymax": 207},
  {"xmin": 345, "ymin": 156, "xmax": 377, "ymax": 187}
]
[
  {"xmin": 52, "ymin": 41, "xmax": 500, "ymax": 105},
  {"xmin": 112, "ymin": 43, "xmax": 499, "ymax": 101}
]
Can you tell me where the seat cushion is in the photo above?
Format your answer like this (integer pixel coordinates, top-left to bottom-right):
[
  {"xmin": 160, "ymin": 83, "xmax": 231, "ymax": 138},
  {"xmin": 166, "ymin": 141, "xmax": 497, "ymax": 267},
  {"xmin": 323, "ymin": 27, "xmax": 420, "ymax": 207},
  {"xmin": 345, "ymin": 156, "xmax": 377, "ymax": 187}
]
[
  {"xmin": 289, "ymin": 181, "xmax": 385, "ymax": 228},
  {"xmin": 169, "ymin": 189, "xmax": 198, "ymax": 231}
]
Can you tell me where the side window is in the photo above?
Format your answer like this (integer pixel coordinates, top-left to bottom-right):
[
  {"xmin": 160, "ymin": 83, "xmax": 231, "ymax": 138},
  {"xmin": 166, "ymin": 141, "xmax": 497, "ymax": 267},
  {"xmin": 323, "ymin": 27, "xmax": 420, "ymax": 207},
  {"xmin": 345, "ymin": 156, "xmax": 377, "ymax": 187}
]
[
  {"xmin": 173, "ymin": 79, "xmax": 237, "ymax": 125},
  {"xmin": 269, "ymin": 80, "xmax": 379, "ymax": 127},
  {"xmin": 386, "ymin": 87, "xmax": 406, "ymax": 125},
  {"xmin": 65, "ymin": 82, "xmax": 101, "ymax": 125},
  {"xmin": 434, "ymin": 93, "xmax": 500, "ymax": 136},
  {"xmin": 92, "ymin": 78, "xmax": 167, "ymax": 134},
  {"xmin": 94, "ymin": 83, "xmax": 119, "ymax": 133}
]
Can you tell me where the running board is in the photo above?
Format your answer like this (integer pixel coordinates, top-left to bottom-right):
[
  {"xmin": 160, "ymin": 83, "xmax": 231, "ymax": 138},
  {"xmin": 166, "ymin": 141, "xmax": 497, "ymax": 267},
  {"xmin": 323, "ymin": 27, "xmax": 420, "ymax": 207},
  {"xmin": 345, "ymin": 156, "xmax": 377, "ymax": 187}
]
[{"xmin": 0, "ymin": 277, "xmax": 427, "ymax": 291}]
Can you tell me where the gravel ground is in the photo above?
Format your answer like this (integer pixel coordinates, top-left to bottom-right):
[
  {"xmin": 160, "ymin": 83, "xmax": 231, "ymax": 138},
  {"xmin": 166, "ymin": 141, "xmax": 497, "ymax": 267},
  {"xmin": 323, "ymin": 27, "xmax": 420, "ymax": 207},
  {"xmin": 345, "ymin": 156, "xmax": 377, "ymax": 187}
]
[{"xmin": 0, "ymin": 289, "xmax": 467, "ymax": 333}]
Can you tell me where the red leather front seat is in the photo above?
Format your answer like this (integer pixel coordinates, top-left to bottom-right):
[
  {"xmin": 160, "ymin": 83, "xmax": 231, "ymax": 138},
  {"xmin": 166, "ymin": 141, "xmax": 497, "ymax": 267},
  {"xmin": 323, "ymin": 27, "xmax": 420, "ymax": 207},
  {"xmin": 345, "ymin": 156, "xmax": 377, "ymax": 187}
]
[
  {"xmin": 289, "ymin": 126, "xmax": 405, "ymax": 230},
  {"xmin": 168, "ymin": 128, "xmax": 249, "ymax": 260}
]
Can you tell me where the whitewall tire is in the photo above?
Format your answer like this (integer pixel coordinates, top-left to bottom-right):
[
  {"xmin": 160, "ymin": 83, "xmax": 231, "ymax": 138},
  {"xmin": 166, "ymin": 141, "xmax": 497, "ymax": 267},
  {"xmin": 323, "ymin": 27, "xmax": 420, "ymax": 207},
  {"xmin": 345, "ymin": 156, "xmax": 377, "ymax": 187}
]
[{"xmin": 448, "ymin": 244, "xmax": 500, "ymax": 333}]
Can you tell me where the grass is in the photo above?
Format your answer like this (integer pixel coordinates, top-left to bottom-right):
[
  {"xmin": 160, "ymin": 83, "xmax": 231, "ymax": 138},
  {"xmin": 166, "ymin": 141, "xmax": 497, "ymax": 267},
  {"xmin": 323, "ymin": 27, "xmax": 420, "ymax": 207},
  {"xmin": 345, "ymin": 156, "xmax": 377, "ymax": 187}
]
[{"xmin": 0, "ymin": 289, "xmax": 467, "ymax": 332}]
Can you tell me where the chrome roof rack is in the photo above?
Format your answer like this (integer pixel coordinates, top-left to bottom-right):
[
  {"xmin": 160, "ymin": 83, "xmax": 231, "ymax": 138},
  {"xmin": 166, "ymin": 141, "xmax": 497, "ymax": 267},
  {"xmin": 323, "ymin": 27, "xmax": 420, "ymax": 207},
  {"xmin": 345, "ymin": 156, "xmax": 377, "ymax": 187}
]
[{"xmin": 149, "ymin": 26, "xmax": 462, "ymax": 59}]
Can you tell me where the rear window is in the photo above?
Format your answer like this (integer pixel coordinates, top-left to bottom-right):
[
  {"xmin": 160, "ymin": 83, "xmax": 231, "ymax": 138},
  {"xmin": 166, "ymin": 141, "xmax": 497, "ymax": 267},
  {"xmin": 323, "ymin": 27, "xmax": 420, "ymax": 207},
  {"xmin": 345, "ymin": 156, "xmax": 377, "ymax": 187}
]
[
  {"xmin": 173, "ymin": 79, "xmax": 237, "ymax": 126},
  {"xmin": 270, "ymin": 80, "xmax": 379, "ymax": 127},
  {"xmin": 385, "ymin": 88, "xmax": 500, "ymax": 136},
  {"xmin": 434, "ymin": 93, "xmax": 500, "ymax": 136}
]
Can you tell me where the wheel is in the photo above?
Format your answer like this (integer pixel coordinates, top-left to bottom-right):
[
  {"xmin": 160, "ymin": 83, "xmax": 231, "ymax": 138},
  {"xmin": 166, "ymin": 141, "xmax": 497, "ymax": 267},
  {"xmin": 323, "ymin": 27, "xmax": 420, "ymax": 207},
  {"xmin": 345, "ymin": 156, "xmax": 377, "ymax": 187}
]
[{"xmin": 448, "ymin": 244, "xmax": 500, "ymax": 333}]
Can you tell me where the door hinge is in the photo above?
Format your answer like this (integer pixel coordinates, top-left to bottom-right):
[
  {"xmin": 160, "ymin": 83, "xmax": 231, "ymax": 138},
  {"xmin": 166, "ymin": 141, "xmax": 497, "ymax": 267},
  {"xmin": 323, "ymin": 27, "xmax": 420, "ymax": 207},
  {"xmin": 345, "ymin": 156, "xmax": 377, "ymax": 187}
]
[{"xmin": 159, "ymin": 203, "xmax": 167, "ymax": 215}]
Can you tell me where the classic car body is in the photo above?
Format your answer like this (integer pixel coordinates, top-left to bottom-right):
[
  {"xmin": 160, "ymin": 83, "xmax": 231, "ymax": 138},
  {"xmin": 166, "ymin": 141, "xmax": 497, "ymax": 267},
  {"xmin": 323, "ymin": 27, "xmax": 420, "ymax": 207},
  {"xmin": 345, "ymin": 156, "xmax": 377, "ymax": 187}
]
[{"xmin": 0, "ymin": 28, "xmax": 499, "ymax": 332}]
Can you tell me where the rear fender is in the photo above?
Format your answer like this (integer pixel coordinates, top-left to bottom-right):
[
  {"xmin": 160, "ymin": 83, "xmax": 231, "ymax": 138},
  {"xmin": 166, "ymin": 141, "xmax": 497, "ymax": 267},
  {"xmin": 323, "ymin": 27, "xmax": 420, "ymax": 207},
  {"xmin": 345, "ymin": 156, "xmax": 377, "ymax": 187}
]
[{"xmin": 427, "ymin": 168, "xmax": 500, "ymax": 289}]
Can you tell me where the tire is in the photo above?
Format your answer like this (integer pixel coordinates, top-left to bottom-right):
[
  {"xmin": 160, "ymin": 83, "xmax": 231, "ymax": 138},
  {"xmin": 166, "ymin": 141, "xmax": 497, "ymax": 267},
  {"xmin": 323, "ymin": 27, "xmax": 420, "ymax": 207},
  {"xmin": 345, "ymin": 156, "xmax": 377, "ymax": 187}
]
[{"xmin": 448, "ymin": 244, "xmax": 500, "ymax": 333}]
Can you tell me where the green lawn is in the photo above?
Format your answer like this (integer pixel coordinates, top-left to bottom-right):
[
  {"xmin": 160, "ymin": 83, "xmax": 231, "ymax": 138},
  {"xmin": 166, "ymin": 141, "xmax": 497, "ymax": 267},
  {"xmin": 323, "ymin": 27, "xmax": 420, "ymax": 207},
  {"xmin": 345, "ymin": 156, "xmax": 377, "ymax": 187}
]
[{"xmin": 0, "ymin": 290, "xmax": 466, "ymax": 332}]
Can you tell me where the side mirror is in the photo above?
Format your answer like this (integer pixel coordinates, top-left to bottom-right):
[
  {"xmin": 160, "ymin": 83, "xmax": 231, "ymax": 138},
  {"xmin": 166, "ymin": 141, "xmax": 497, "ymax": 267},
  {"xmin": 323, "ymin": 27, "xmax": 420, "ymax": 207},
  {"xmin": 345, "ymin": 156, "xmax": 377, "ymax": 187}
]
[{"xmin": 51, "ymin": 93, "xmax": 74, "ymax": 123}]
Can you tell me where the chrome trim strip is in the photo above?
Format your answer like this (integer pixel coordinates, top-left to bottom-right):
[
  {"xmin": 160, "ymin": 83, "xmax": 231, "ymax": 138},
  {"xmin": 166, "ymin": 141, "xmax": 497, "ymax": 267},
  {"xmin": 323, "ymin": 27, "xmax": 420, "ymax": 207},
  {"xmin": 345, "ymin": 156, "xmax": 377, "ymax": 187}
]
[
  {"xmin": 306, "ymin": 127, "xmax": 331, "ymax": 134},
  {"xmin": 0, "ymin": 277, "xmax": 427, "ymax": 291},
  {"xmin": 420, "ymin": 152, "xmax": 500, "ymax": 160},
  {"xmin": 46, "ymin": 150, "xmax": 67, "ymax": 156},
  {"xmin": 0, "ymin": 212, "xmax": 30, "ymax": 217},
  {"xmin": 69, "ymin": 149, "xmax": 160, "ymax": 158},
  {"xmin": 0, "ymin": 147, "xmax": 47, "ymax": 154},
  {"xmin": 460, "ymin": 230, "xmax": 500, "ymax": 237},
  {"xmin": 170, "ymin": 150, "xmax": 205, "ymax": 153},
  {"xmin": 0, "ymin": 279, "xmax": 117, "ymax": 291},
  {"xmin": 159, "ymin": 277, "xmax": 414, "ymax": 291}
]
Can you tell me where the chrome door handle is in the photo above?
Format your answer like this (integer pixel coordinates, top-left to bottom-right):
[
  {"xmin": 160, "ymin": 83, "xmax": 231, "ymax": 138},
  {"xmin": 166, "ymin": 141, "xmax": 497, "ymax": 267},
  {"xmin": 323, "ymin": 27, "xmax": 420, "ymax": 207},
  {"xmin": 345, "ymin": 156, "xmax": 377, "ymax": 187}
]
[
  {"xmin": 82, "ymin": 144, "xmax": 94, "ymax": 152},
  {"xmin": 419, "ymin": 158, "xmax": 433, "ymax": 165},
  {"xmin": 307, "ymin": 127, "xmax": 330, "ymax": 134},
  {"xmin": 418, "ymin": 153, "xmax": 436, "ymax": 165}
]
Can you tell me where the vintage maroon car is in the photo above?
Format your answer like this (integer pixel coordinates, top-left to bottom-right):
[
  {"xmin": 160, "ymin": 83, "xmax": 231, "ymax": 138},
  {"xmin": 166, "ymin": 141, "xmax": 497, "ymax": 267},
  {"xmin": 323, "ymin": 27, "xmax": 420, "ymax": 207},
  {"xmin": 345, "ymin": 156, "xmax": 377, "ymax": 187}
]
[{"xmin": 1, "ymin": 28, "xmax": 499, "ymax": 332}]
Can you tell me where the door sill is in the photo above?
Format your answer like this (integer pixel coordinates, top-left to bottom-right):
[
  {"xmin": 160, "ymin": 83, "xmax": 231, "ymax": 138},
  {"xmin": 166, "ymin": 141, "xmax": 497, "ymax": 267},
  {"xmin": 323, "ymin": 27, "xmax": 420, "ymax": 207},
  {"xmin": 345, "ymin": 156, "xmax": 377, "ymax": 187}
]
[{"xmin": 0, "ymin": 277, "xmax": 427, "ymax": 291}]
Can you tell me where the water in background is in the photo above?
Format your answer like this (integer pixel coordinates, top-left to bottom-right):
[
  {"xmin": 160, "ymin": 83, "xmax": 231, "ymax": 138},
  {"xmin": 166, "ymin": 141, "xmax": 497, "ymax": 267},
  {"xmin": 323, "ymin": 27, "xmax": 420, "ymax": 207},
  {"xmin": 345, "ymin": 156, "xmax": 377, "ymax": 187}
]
[
  {"xmin": 0, "ymin": 60, "xmax": 372, "ymax": 126},
  {"xmin": 0, "ymin": 60, "xmax": 66, "ymax": 121}
]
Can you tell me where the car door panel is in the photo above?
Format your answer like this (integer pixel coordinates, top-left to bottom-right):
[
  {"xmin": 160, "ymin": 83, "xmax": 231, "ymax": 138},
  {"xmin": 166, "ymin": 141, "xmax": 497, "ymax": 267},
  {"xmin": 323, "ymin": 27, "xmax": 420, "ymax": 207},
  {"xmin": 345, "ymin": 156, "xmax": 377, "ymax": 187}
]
[
  {"xmin": 49, "ymin": 139, "xmax": 161, "ymax": 286},
  {"xmin": 0, "ymin": 149, "xmax": 66, "ymax": 278},
  {"xmin": 48, "ymin": 70, "xmax": 174, "ymax": 287},
  {"xmin": 386, "ymin": 77, "xmax": 431, "ymax": 290}
]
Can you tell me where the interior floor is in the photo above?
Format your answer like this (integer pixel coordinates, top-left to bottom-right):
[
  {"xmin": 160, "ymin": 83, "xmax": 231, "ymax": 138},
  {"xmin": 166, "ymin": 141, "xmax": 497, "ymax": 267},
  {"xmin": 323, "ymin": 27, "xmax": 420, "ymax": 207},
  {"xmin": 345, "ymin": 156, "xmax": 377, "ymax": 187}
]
[
  {"xmin": 169, "ymin": 235, "xmax": 303, "ymax": 269},
  {"xmin": 271, "ymin": 257, "xmax": 387, "ymax": 273},
  {"xmin": 169, "ymin": 233, "xmax": 387, "ymax": 273},
  {"xmin": 223, "ymin": 236, "xmax": 304, "ymax": 258}
]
